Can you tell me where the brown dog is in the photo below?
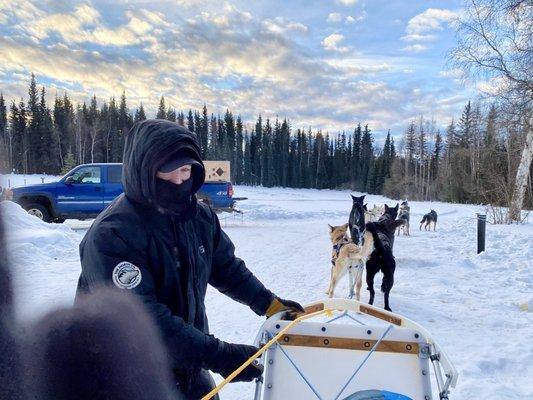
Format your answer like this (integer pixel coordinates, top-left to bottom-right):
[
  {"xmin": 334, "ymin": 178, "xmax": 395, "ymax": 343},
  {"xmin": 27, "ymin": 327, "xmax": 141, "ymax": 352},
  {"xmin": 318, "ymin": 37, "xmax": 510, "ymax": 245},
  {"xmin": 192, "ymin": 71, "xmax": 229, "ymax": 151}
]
[{"xmin": 326, "ymin": 223, "xmax": 374, "ymax": 300}]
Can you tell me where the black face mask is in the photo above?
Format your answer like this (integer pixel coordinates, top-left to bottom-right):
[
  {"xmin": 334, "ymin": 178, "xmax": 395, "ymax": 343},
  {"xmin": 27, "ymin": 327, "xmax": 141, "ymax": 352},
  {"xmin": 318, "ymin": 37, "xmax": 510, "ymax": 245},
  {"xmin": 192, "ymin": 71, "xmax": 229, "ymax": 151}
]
[{"xmin": 155, "ymin": 178, "xmax": 194, "ymax": 213}]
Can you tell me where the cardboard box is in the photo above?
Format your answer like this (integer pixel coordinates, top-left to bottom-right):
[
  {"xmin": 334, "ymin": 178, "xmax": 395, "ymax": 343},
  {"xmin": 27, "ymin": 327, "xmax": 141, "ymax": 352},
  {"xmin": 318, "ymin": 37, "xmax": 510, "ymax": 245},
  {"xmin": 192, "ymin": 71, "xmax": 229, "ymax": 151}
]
[{"xmin": 204, "ymin": 160, "xmax": 231, "ymax": 182}]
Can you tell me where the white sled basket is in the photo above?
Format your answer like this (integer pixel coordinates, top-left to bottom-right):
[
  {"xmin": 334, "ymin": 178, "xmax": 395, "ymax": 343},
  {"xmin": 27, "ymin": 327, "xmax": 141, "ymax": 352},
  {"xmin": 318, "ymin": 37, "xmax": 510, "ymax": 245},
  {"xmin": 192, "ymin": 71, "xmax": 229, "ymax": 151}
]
[{"xmin": 252, "ymin": 299, "xmax": 458, "ymax": 400}]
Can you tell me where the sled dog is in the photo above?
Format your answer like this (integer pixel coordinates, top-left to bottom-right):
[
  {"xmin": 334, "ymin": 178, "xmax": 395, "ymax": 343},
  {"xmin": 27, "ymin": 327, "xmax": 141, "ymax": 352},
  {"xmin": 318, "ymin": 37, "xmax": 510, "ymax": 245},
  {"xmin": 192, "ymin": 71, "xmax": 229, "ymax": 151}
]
[
  {"xmin": 420, "ymin": 209, "xmax": 438, "ymax": 231},
  {"xmin": 365, "ymin": 204, "xmax": 404, "ymax": 312},
  {"xmin": 365, "ymin": 204, "xmax": 382, "ymax": 222},
  {"xmin": 348, "ymin": 195, "xmax": 366, "ymax": 245},
  {"xmin": 327, "ymin": 223, "xmax": 374, "ymax": 300},
  {"xmin": 396, "ymin": 201, "xmax": 410, "ymax": 236}
]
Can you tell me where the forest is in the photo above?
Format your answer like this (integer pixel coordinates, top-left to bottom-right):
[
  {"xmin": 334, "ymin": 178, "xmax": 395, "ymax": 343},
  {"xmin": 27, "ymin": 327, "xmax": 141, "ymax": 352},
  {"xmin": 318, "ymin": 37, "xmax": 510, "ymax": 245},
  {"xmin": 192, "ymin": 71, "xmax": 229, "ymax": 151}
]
[{"xmin": 1, "ymin": 73, "xmax": 531, "ymax": 214}]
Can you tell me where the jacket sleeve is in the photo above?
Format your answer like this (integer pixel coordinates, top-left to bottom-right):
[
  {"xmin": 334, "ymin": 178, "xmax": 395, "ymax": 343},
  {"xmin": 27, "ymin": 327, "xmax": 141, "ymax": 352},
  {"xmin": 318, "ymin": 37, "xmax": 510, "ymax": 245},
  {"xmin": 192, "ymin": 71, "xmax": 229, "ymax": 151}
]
[
  {"xmin": 79, "ymin": 223, "xmax": 217, "ymax": 370},
  {"xmin": 208, "ymin": 210, "xmax": 275, "ymax": 315}
]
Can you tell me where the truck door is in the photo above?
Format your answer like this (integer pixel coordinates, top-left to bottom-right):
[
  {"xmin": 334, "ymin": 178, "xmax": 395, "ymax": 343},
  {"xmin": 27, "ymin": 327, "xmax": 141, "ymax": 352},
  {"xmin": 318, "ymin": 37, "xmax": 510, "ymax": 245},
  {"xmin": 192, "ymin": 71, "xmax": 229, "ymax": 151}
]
[
  {"xmin": 104, "ymin": 165, "xmax": 123, "ymax": 206},
  {"xmin": 56, "ymin": 165, "xmax": 104, "ymax": 215}
]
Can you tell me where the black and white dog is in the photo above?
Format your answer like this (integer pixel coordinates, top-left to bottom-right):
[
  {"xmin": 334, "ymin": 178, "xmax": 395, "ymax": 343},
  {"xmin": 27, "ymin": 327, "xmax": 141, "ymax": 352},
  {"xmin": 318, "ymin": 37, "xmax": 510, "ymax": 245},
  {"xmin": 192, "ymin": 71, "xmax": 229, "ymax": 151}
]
[
  {"xmin": 365, "ymin": 204, "xmax": 404, "ymax": 312},
  {"xmin": 420, "ymin": 209, "xmax": 438, "ymax": 231},
  {"xmin": 348, "ymin": 195, "xmax": 366, "ymax": 245},
  {"xmin": 396, "ymin": 201, "xmax": 410, "ymax": 236}
]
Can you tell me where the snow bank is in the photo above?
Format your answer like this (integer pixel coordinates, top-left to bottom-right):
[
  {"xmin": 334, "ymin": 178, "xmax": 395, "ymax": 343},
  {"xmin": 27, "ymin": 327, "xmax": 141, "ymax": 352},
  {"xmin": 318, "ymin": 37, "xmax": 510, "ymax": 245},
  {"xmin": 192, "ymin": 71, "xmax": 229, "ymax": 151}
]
[
  {"xmin": 1, "ymin": 201, "xmax": 83, "ymax": 319},
  {"xmin": 0, "ymin": 173, "xmax": 61, "ymax": 188}
]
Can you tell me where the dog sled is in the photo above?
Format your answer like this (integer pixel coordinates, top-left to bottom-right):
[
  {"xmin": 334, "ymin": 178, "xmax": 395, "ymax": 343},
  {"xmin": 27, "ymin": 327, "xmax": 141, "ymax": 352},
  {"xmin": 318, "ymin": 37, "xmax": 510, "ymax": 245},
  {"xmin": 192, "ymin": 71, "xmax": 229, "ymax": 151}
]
[{"xmin": 202, "ymin": 299, "xmax": 458, "ymax": 400}]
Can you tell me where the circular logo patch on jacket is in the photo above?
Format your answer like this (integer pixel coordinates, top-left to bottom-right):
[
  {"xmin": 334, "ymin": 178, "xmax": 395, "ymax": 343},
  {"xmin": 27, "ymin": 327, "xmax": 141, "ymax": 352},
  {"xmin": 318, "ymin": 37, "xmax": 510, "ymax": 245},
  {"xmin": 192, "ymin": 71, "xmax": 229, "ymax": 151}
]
[{"xmin": 112, "ymin": 262, "xmax": 142, "ymax": 289}]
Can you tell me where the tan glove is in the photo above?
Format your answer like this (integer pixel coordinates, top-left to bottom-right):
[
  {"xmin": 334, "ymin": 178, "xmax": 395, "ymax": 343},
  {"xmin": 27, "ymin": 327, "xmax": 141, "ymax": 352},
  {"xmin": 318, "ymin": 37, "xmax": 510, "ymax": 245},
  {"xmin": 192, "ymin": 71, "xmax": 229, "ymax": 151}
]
[{"xmin": 265, "ymin": 297, "xmax": 305, "ymax": 318}]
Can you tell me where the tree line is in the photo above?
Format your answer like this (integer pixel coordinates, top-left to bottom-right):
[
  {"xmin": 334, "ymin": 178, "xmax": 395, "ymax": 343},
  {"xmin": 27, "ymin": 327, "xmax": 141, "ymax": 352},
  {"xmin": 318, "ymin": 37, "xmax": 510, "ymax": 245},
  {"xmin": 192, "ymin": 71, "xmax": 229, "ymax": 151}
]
[
  {"xmin": 0, "ymin": 74, "xmax": 531, "ymax": 212},
  {"xmin": 0, "ymin": 74, "xmax": 395, "ymax": 193},
  {"xmin": 383, "ymin": 102, "xmax": 533, "ymax": 214}
]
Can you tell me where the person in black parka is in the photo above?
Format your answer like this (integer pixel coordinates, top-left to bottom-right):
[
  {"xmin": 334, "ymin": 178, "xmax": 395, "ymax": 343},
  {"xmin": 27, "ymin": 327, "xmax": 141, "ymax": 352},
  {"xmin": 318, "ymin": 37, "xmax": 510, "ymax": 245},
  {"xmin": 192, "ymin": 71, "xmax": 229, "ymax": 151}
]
[{"xmin": 76, "ymin": 119, "xmax": 303, "ymax": 399}]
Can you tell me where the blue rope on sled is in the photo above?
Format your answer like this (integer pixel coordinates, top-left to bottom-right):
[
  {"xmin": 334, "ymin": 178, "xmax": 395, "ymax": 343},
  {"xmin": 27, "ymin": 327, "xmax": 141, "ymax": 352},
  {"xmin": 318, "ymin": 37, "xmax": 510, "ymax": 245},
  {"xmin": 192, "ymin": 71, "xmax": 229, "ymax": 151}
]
[
  {"xmin": 271, "ymin": 334, "xmax": 324, "ymax": 400},
  {"xmin": 333, "ymin": 324, "xmax": 394, "ymax": 400},
  {"xmin": 269, "ymin": 323, "xmax": 395, "ymax": 400}
]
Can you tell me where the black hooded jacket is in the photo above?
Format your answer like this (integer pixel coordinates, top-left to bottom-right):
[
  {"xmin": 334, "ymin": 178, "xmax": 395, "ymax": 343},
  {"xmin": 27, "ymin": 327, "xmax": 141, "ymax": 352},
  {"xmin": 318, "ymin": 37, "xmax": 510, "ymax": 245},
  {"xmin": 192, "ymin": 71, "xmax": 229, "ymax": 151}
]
[{"xmin": 76, "ymin": 120, "xmax": 274, "ymax": 383}]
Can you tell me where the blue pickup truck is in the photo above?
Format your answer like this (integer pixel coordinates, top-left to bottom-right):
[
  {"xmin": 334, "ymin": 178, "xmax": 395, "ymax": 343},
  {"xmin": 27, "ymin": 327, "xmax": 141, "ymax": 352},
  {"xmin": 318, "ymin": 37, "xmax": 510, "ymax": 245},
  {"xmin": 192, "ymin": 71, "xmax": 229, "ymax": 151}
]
[{"xmin": 8, "ymin": 163, "xmax": 240, "ymax": 222}]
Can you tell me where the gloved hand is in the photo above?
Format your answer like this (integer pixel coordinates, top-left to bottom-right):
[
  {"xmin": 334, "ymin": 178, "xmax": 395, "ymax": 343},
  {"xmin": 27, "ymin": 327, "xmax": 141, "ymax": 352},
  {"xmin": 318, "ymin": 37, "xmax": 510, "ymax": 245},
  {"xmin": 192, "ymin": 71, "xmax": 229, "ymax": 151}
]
[
  {"xmin": 265, "ymin": 296, "xmax": 305, "ymax": 319},
  {"xmin": 206, "ymin": 341, "xmax": 263, "ymax": 382}
]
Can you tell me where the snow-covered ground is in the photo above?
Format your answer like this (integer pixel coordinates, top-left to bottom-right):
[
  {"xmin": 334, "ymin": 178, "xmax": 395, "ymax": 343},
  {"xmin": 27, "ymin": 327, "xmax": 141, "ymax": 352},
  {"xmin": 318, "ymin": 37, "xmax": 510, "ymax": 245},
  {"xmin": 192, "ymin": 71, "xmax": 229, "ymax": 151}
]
[{"xmin": 1, "ymin": 174, "xmax": 532, "ymax": 399}]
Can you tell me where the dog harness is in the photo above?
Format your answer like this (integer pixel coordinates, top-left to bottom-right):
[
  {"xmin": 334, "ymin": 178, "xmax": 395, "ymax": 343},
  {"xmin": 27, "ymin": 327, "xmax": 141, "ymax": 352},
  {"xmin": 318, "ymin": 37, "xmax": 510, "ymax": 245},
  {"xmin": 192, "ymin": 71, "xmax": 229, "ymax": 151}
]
[{"xmin": 331, "ymin": 236, "xmax": 350, "ymax": 265}]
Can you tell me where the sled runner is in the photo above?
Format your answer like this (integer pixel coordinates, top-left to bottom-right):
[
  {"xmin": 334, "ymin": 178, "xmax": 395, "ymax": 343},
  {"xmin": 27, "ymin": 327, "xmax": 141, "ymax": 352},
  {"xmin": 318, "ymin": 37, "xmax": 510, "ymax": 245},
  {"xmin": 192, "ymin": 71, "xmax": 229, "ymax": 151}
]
[{"xmin": 201, "ymin": 299, "xmax": 457, "ymax": 400}]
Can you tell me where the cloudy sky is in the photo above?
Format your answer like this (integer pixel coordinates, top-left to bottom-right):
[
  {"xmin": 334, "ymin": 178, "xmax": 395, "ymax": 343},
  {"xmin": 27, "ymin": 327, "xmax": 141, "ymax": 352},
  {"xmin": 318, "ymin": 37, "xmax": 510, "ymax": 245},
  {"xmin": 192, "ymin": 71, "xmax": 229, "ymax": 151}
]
[{"xmin": 0, "ymin": 0, "xmax": 473, "ymax": 142}]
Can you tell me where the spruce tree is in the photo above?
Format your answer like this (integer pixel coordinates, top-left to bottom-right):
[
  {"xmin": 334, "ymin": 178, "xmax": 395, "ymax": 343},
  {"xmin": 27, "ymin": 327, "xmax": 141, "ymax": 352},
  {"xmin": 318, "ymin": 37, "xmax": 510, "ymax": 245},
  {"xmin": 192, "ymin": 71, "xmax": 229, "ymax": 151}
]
[
  {"xmin": 166, "ymin": 107, "xmax": 176, "ymax": 122},
  {"xmin": 404, "ymin": 121, "xmax": 416, "ymax": 178},
  {"xmin": 433, "ymin": 130, "xmax": 443, "ymax": 178},
  {"xmin": 224, "ymin": 110, "xmax": 236, "ymax": 173},
  {"xmin": 382, "ymin": 131, "xmax": 392, "ymax": 179},
  {"xmin": 360, "ymin": 125, "xmax": 373, "ymax": 192},
  {"xmin": 107, "ymin": 96, "xmax": 123, "ymax": 162},
  {"xmin": 280, "ymin": 119, "xmax": 290, "ymax": 186},
  {"xmin": 116, "ymin": 92, "xmax": 130, "ymax": 160},
  {"xmin": 156, "ymin": 96, "xmax": 166, "ymax": 119},
  {"xmin": 352, "ymin": 124, "xmax": 361, "ymax": 189},
  {"xmin": 235, "ymin": 115, "xmax": 243, "ymax": 184},
  {"xmin": 134, "ymin": 103, "xmax": 146, "ymax": 123},
  {"xmin": 458, "ymin": 101, "xmax": 473, "ymax": 148},
  {"xmin": 251, "ymin": 115, "xmax": 262, "ymax": 184},
  {"xmin": 287, "ymin": 135, "xmax": 297, "ymax": 187},
  {"xmin": 199, "ymin": 105, "xmax": 208, "ymax": 158},
  {"xmin": 61, "ymin": 151, "xmax": 77, "ymax": 174},
  {"xmin": 187, "ymin": 110, "xmax": 194, "ymax": 133},
  {"xmin": 27, "ymin": 73, "xmax": 40, "ymax": 172},
  {"xmin": 243, "ymin": 130, "xmax": 252, "ymax": 184},
  {"xmin": 177, "ymin": 112, "xmax": 185, "ymax": 127},
  {"xmin": 38, "ymin": 87, "xmax": 59, "ymax": 173},
  {"xmin": 10, "ymin": 100, "xmax": 26, "ymax": 173},
  {"xmin": 87, "ymin": 96, "xmax": 99, "ymax": 163},
  {"xmin": 208, "ymin": 114, "xmax": 218, "ymax": 159},
  {"xmin": 484, "ymin": 104, "xmax": 497, "ymax": 148},
  {"xmin": 193, "ymin": 111, "xmax": 200, "ymax": 140},
  {"xmin": 261, "ymin": 118, "xmax": 272, "ymax": 186}
]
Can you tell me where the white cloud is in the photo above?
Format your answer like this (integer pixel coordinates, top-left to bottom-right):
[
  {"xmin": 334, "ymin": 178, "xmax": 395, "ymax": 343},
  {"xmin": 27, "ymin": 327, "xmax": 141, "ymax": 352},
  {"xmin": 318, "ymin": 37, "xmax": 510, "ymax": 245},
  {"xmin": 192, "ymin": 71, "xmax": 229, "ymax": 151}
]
[
  {"xmin": 406, "ymin": 8, "xmax": 459, "ymax": 35},
  {"xmin": 336, "ymin": 0, "xmax": 358, "ymax": 6},
  {"xmin": 327, "ymin": 13, "xmax": 342, "ymax": 23},
  {"xmin": 0, "ymin": 0, "xmax": 466, "ymax": 134},
  {"xmin": 401, "ymin": 44, "xmax": 428, "ymax": 53},
  {"xmin": 325, "ymin": 58, "xmax": 391, "ymax": 75},
  {"xmin": 321, "ymin": 33, "xmax": 350, "ymax": 53},
  {"xmin": 20, "ymin": 4, "xmax": 155, "ymax": 46},
  {"xmin": 400, "ymin": 33, "xmax": 437, "ymax": 42},
  {"xmin": 345, "ymin": 11, "xmax": 366, "ymax": 24},
  {"xmin": 263, "ymin": 17, "xmax": 308, "ymax": 34}
]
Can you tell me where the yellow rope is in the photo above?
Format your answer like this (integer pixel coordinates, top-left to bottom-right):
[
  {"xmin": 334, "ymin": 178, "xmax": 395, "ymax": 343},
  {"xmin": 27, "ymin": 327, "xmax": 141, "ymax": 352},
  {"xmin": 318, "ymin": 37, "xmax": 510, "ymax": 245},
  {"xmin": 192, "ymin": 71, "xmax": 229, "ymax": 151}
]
[{"xmin": 201, "ymin": 309, "xmax": 331, "ymax": 400}]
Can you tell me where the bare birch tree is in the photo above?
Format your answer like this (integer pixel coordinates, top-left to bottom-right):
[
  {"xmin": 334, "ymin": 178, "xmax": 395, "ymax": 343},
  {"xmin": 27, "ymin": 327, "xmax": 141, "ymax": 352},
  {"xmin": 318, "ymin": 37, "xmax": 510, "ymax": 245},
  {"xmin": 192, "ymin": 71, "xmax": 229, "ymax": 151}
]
[{"xmin": 450, "ymin": 0, "xmax": 533, "ymax": 222}]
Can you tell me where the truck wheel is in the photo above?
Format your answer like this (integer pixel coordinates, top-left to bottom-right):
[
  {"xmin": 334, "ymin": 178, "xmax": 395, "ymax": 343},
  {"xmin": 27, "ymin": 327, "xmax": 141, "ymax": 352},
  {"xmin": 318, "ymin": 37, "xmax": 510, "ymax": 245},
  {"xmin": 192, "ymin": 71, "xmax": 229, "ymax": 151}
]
[
  {"xmin": 53, "ymin": 218, "xmax": 66, "ymax": 224},
  {"xmin": 23, "ymin": 203, "xmax": 51, "ymax": 222}
]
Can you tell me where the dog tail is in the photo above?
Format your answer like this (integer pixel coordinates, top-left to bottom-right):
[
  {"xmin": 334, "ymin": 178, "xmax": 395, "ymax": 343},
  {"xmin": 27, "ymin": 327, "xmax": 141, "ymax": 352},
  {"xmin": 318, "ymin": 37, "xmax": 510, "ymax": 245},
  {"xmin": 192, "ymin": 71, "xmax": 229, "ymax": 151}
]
[
  {"xmin": 420, "ymin": 215, "xmax": 427, "ymax": 224},
  {"xmin": 361, "ymin": 229, "xmax": 374, "ymax": 258},
  {"xmin": 365, "ymin": 222, "xmax": 384, "ymax": 253}
]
